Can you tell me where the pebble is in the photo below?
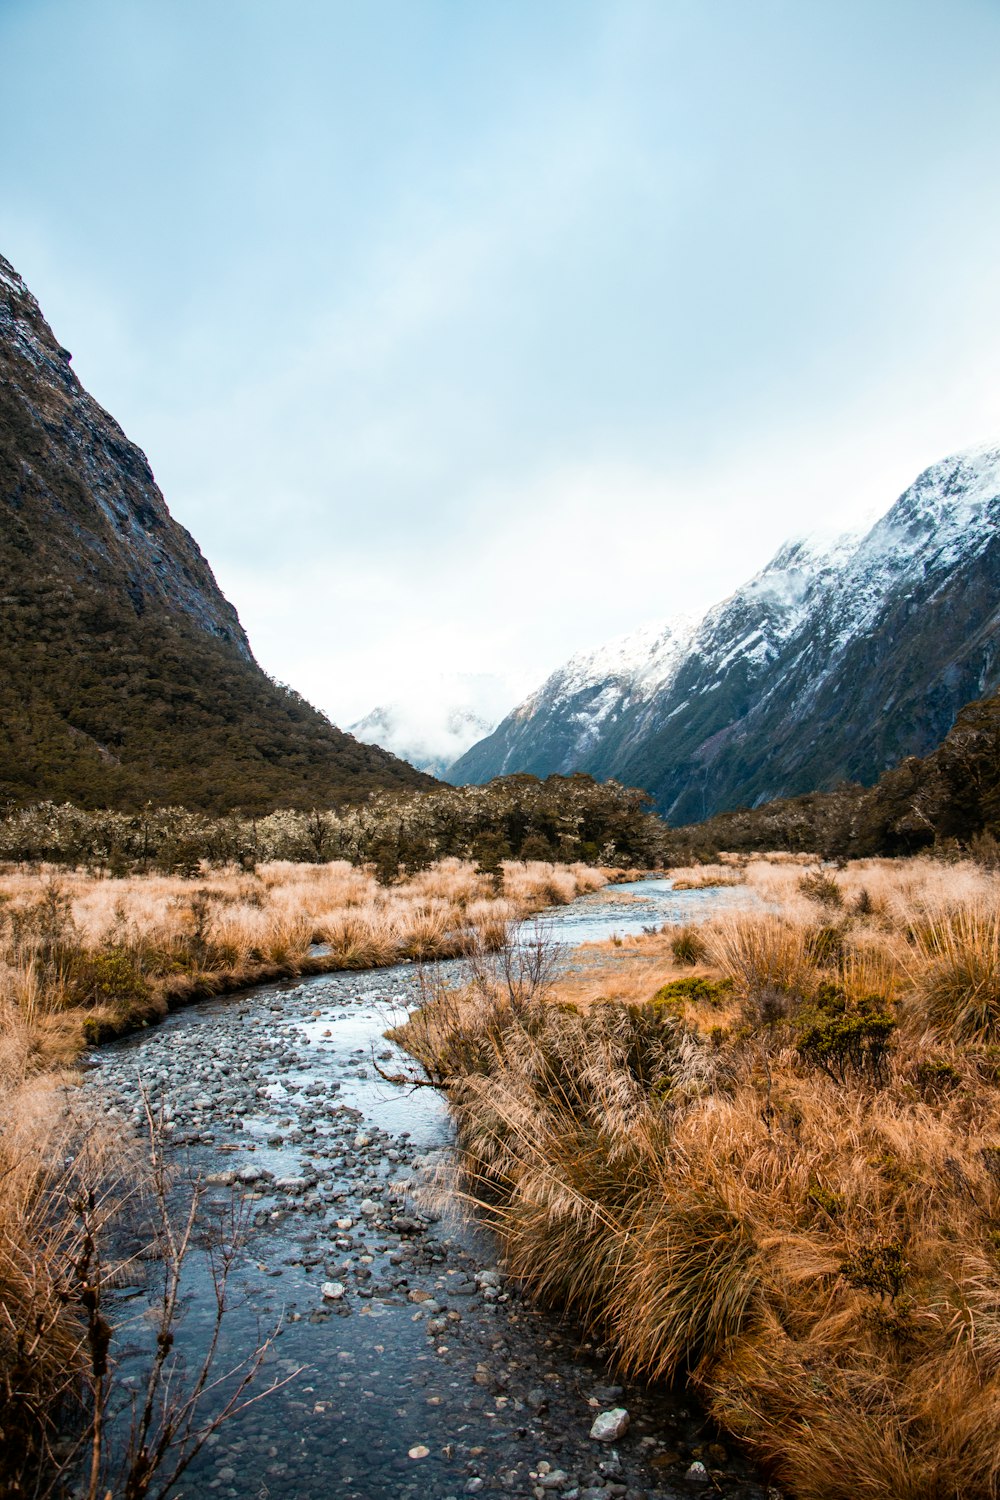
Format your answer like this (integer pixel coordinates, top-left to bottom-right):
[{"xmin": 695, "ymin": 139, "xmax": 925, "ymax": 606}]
[{"xmin": 590, "ymin": 1409, "xmax": 630, "ymax": 1443}]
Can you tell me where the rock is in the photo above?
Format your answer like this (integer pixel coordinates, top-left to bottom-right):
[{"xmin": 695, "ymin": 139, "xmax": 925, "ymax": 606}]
[
  {"xmin": 590, "ymin": 1408, "xmax": 630, "ymax": 1443},
  {"xmin": 237, "ymin": 1166, "xmax": 264, "ymax": 1183},
  {"xmin": 537, "ymin": 1470, "xmax": 569, "ymax": 1490},
  {"xmin": 321, "ymin": 1281, "xmax": 345, "ymax": 1301},
  {"xmin": 274, "ymin": 1177, "xmax": 308, "ymax": 1193},
  {"xmin": 407, "ymin": 1444, "xmax": 430, "ymax": 1459},
  {"xmin": 684, "ymin": 1461, "xmax": 710, "ymax": 1485},
  {"xmin": 391, "ymin": 1215, "xmax": 423, "ymax": 1234}
]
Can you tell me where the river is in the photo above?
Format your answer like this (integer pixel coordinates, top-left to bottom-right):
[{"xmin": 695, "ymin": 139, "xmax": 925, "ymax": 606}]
[{"xmin": 84, "ymin": 878, "xmax": 772, "ymax": 1500}]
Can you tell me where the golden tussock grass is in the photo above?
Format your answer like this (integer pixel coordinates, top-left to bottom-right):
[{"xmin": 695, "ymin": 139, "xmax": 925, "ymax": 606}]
[{"xmin": 395, "ymin": 852, "xmax": 1000, "ymax": 1499}]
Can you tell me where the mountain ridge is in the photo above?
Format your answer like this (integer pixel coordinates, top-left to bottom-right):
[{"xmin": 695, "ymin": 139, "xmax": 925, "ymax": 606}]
[
  {"xmin": 451, "ymin": 444, "xmax": 1000, "ymax": 819},
  {"xmin": 0, "ymin": 252, "xmax": 435, "ymax": 812}
]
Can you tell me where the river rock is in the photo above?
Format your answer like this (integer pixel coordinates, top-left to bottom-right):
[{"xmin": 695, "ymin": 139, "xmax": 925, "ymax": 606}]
[
  {"xmin": 685, "ymin": 1460, "xmax": 710, "ymax": 1484},
  {"xmin": 321, "ymin": 1281, "xmax": 345, "ymax": 1301},
  {"xmin": 590, "ymin": 1408, "xmax": 630, "ymax": 1442}
]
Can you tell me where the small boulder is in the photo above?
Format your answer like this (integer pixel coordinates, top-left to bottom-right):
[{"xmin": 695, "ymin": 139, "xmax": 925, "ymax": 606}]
[{"xmin": 589, "ymin": 1408, "xmax": 629, "ymax": 1443}]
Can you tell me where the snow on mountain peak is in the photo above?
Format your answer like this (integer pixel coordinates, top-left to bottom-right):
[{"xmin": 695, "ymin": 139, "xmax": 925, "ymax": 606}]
[{"xmin": 556, "ymin": 614, "xmax": 699, "ymax": 699}]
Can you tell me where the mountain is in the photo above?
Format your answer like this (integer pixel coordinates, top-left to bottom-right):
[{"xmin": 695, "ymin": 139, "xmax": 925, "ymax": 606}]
[
  {"xmin": 350, "ymin": 673, "xmax": 515, "ymax": 777},
  {"xmin": 452, "ymin": 444, "xmax": 1000, "ymax": 820},
  {"xmin": 0, "ymin": 253, "xmax": 434, "ymax": 812}
]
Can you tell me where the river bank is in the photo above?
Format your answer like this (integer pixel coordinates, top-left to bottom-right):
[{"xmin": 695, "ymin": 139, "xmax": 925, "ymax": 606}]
[{"xmin": 396, "ymin": 855, "xmax": 1000, "ymax": 1500}]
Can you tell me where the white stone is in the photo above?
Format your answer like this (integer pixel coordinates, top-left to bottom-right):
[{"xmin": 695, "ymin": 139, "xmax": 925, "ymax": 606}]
[
  {"xmin": 321, "ymin": 1281, "xmax": 345, "ymax": 1301},
  {"xmin": 589, "ymin": 1408, "xmax": 629, "ymax": 1442}
]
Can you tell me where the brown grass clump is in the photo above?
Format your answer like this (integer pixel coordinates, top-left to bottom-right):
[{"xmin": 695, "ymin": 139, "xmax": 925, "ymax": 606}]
[
  {"xmin": 907, "ymin": 902, "xmax": 1000, "ymax": 1044},
  {"xmin": 0, "ymin": 1040, "xmax": 140, "ymax": 1490},
  {"xmin": 669, "ymin": 862, "xmax": 746, "ymax": 890},
  {"xmin": 395, "ymin": 853, "xmax": 1000, "ymax": 1499}
]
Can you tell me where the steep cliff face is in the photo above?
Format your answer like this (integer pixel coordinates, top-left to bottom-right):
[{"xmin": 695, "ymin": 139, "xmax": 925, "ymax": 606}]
[
  {"xmin": 0, "ymin": 253, "xmax": 434, "ymax": 811},
  {"xmin": 452, "ymin": 444, "xmax": 1000, "ymax": 820},
  {"xmin": 0, "ymin": 255, "xmax": 250, "ymax": 655}
]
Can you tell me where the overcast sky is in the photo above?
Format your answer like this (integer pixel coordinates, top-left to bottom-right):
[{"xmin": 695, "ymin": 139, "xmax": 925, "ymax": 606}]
[{"xmin": 2, "ymin": 0, "xmax": 999, "ymax": 726}]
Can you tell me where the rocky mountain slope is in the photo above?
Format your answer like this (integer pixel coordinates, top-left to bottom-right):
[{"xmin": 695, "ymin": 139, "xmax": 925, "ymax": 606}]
[
  {"xmin": 452, "ymin": 444, "xmax": 1000, "ymax": 820},
  {"xmin": 0, "ymin": 253, "xmax": 433, "ymax": 811}
]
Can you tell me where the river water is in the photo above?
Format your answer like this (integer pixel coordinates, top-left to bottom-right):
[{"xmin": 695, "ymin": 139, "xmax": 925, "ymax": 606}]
[{"xmin": 85, "ymin": 880, "xmax": 772, "ymax": 1500}]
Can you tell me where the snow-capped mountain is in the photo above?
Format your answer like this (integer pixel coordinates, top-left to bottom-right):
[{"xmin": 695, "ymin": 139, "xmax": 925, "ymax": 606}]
[
  {"xmin": 350, "ymin": 673, "xmax": 516, "ymax": 778},
  {"xmin": 451, "ymin": 443, "xmax": 1000, "ymax": 820}
]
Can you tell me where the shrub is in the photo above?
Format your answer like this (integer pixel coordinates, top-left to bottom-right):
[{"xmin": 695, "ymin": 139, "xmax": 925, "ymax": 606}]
[
  {"xmin": 67, "ymin": 947, "xmax": 149, "ymax": 1010},
  {"xmin": 912, "ymin": 1057, "xmax": 961, "ymax": 1097},
  {"xmin": 799, "ymin": 869, "xmax": 844, "ymax": 908},
  {"xmin": 671, "ymin": 925, "xmax": 709, "ymax": 965},
  {"xmin": 652, "ymin": 976, "xmax": 733, "ymax": 1014},
  {"xmin": 841, "ymin": 1242, "xmax": 909, "ymax": 1301},
  {"xmin": 795, "ymin": 985, "xmax": 895, "ymax": 1086}
]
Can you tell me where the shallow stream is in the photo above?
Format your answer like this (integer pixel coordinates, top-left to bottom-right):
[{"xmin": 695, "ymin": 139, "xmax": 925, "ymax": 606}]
[{"xmin": 85, "ymin": 879, "xmax": 772, "ymax": 1500}]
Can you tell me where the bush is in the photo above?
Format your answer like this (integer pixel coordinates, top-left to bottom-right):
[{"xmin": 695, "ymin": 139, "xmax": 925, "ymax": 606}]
[
  {"xmin": 670, "ymin": 925, "xmax": 709, "ymax": 965},
  {"xmin": 652, "ymin": 976, "xmax": 732, "ymax": 1014},
  {"xmin": 795, "ymin": 985, "xmax": 895, "ymax": 1086},
  {"xmin": 799, "ymin": 870, "xmax": 844, "ymax": 908}
]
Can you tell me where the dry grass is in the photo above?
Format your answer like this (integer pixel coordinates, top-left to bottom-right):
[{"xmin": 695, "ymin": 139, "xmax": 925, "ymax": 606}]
[
  {"xmin": 0, "ymin": 1039, "xmax": 142, "ymax": 1489},
  {"xmin": 0, "ymin": 857, "xmax": 611, "ymax": 1050},
  {"xmin": 396, "ymin": 852, "xmax": 1000, "ymax": 1500}
]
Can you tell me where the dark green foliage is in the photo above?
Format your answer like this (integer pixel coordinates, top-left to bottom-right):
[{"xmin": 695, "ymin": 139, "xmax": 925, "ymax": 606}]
[
  {"xmin": 807, "ymin": 1181, "xmax": 845, "ymax": 1220},
  {"xmin": 652, "ymin": 975, "xmax": 733, "ymax": 1013},
  {"xmin": 0, "ymin": 774, "xmax": 667, "ymax": 873},
  {"xmin": 67, "ymin": 946, "xmax": 149, "ymax": 1010},
  {"xmin": 912, "ymin": 1058, "xmax": 961, "ymax": 1097},
  {"xmin": 842, "ymin": 1242, "xmax": 909, "ymax": 1301},
  {"xmin": 795, "ymin": 985, "xmax": 895, "ymax": 1086}
]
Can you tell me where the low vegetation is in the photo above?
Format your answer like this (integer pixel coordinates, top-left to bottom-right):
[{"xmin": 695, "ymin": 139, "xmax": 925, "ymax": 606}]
[
  {"xmin": 395, "ymin": 853, "xmax": 1000, "ymax": 1499},
  {"xmin": 0, "ymin": 773, "xmax": 665, "ymax": 875}
]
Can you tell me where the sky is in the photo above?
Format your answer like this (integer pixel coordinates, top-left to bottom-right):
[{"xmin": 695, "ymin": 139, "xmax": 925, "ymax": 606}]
[{"xmin": 2, "ymin": 0, "xmax": 999, "ymax": 735}]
